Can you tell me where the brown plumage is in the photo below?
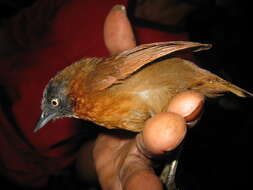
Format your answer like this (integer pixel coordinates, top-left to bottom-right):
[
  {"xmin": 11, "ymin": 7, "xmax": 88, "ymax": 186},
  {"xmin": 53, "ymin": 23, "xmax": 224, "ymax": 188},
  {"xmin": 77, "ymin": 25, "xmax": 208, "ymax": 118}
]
[{"xmin": 35, "ymin": 41, "xmax": 253, "ymax": 132}]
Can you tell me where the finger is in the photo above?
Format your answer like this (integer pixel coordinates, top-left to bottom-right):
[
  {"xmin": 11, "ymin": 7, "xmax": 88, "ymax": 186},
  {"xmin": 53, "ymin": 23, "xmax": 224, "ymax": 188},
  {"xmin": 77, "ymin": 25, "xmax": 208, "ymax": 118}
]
[
  {"xmin": 122, "ymin": 166, "xmax": 163, "ymax": 190},
  {"xmin": 119, "ymin": 141, "xmax": 163, "ymax": 190},
  {"xmin": 93, "ymin": 133, "xmax": 132, "ymax": 190},
  {"xmin": 166, "ymin": 90, "xmax": 204, "ymax": 128},
  {"xmin": 139, "ymin": 112, "xmax": 187, "ymax": 155},
  {"xmin": 104, "ymin": 5, "xmax": 136, "ymax": 55},
  {"xmin": 137, "ymin": 91, "xmax": 204, "ymax": 156}
]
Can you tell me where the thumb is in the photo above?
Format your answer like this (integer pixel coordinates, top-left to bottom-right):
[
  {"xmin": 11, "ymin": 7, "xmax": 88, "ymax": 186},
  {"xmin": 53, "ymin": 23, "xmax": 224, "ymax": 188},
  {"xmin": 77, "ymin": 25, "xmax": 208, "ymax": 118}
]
[{"xmin": 103, "ymin": 5, "xmax": 136, "ymax": 55}]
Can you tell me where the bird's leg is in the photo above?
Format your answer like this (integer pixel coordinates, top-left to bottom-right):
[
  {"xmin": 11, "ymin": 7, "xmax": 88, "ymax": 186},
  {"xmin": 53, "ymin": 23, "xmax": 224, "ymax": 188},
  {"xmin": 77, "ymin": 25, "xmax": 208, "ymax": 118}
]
[
  {"xmin": 160, "ymin": 143, "xmax": 184, "ymax": 190},
  {"xmin": 160, "ymin": 160, "xmax": 178, "ymax": 189}
]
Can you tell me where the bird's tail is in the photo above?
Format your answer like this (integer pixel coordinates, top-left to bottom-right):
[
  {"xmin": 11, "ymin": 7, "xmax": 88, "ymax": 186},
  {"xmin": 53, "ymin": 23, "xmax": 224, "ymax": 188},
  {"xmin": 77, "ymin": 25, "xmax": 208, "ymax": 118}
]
[
  {"xmin": 190, "ymin": 75, "xmax": 253, "ymax": 98},
  {"xmin": 222, "ymin": 82, "xmax": 253, "ymax": 97}
]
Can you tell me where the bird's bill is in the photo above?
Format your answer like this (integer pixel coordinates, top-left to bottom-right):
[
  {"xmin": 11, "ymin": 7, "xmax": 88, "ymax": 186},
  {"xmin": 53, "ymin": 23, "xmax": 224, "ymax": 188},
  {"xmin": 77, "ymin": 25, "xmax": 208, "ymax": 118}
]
[{"xmin": 34, "ymin": 112, "xmax": 57, "ymax": 132}]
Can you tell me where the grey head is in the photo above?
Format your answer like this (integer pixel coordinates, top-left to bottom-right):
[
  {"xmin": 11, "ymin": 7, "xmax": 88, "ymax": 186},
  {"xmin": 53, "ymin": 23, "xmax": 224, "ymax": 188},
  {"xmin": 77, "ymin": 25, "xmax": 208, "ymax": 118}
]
[{"xmin": 34, "ymin": 79, "xmax": 74, "ymax": 132}]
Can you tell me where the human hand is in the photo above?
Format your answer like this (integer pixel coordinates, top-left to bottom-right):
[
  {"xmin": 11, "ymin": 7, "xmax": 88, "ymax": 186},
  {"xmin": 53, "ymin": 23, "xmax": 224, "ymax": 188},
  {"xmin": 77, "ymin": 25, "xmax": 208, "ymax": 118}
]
[{"xmin": 76, "ymin": 5, "xmax": 204, "ymax": 190}]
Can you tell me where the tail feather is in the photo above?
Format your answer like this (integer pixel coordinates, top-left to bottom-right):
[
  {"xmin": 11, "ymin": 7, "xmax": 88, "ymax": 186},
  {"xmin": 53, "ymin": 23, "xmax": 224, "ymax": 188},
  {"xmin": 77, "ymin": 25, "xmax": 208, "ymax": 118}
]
[
  {"xmin": 222, "ymin": 81, "xmax": 253, "ymax": 98},
  {"xmin": 190, "ymin": 76, "xmax": 253, "ymax": 98}
]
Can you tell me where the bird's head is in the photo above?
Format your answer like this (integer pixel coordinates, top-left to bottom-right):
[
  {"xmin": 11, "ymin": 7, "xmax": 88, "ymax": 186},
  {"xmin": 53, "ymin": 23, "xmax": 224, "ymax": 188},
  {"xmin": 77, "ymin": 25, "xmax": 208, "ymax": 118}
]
[{"xmin": 34, "ymin": 79, "xmax": 74, "ymax": 132}]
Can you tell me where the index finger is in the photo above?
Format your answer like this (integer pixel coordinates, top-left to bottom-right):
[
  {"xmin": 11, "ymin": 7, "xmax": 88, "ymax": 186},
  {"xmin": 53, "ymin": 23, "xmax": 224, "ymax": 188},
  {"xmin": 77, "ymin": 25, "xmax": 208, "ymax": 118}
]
[
  {"xmin": 103, "ymin": 5, "xmax": 136, "ymax": 55},
  {"xmin": 166, "ymin": 90, "xmax": 204, "ymax": 127}
]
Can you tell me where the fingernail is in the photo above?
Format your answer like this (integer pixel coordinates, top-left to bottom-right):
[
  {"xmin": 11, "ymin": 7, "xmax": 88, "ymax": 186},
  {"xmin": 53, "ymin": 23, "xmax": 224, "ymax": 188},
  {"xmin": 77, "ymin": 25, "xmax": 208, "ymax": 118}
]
[
  {"xmin": 186, "ymin": 111, "xmax": 203, "ymax": 128},
  {"xmin": 112, "ymin": 4, "xmax": 126, "ymax": 13}
]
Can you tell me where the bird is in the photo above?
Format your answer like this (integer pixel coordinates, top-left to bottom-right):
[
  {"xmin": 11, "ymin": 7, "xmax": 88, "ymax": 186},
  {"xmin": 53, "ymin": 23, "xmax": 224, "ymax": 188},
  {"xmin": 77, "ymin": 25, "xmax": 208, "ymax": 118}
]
[{"xmin": 35, "ymin": 41, "xmax": 253, "ymax": 132}]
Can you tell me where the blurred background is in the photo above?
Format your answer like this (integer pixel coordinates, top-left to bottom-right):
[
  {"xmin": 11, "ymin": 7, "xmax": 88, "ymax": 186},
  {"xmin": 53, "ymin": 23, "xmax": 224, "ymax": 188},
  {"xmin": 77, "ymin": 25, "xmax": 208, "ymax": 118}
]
[{"xmin": 0, "ymin": 0, "xmax": 250, "ymax": 189}]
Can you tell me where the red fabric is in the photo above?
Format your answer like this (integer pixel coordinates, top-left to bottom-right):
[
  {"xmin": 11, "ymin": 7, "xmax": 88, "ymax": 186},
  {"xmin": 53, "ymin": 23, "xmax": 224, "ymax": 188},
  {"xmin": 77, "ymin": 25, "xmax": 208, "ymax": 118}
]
[{"xmin": 0, "ymin": 0, "xmax": 189, "ymax": 187}]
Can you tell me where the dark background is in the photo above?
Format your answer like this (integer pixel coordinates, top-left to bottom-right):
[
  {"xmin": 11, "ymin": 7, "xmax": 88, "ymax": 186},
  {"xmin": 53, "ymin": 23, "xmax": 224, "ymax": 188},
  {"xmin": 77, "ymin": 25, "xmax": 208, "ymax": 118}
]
[{"xmin": 0, "ymin": 0, "xmax": 250, "ymax": 189}]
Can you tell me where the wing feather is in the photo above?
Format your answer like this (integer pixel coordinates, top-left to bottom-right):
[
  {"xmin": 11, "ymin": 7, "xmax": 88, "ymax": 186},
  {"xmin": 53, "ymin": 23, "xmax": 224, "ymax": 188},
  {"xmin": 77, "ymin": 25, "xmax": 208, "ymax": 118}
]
[{"xmin": 86, "ymin": 41, "xmax": 211, "ymax": 91}]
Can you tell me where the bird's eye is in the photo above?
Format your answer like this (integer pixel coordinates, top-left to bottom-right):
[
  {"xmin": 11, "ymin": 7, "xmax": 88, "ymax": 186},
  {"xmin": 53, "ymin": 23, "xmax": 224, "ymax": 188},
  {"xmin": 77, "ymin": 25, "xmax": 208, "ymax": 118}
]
[{"xmin": 51, "ymin": 98, "xmax": 60, "ymax": 107}]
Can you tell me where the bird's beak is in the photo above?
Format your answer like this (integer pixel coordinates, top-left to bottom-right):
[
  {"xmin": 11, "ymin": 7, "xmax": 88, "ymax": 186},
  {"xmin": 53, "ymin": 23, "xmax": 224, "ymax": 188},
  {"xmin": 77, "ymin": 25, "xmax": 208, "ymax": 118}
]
[{"xmin": 34, "ymin": 112, "xmax": 57, "ymax": 133}]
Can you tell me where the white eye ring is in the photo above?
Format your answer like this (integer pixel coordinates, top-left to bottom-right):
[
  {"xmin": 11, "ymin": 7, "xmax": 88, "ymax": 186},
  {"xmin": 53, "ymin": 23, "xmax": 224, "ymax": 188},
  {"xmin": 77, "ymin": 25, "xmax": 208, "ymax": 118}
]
[{"xmin": 51, "ymin": 98, "xmax": 59, "ymax": 107}]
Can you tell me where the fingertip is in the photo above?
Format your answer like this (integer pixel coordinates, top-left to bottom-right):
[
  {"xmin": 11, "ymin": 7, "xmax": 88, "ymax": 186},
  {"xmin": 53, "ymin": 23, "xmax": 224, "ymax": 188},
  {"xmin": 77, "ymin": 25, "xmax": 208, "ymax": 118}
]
[
  {"xmin": 142, "ymin": 112, "xmax": 187, "ymax": 155},
  {"xmin": 104, "ymin": 4, "xmax": 136, "ymax": 55},
  {"xmin": 111, "ymin": 4, "xmax": 126, "ymax": 12},
  {"xmin": 167, "ymin": 90, "xmax": 204, "ymax": 123}
]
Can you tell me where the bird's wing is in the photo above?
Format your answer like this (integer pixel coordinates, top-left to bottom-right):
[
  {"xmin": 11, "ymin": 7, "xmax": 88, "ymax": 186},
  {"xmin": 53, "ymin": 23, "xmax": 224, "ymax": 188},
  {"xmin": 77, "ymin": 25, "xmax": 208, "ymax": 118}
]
[{"xmin": 86, "ymin": 41, "xmax": 211, "ymax": 91}]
